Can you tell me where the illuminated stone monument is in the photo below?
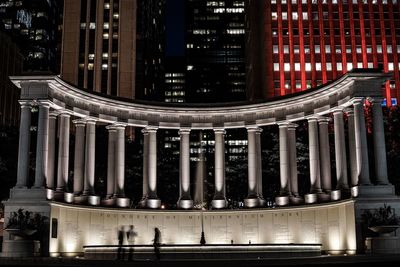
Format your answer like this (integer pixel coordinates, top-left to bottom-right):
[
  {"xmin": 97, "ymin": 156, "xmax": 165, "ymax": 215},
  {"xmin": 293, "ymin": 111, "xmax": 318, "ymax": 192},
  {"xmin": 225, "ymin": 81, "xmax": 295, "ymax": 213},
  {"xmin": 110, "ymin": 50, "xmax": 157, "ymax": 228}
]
[{"xmin": 2, "ymin": 70, "xmax": 399, "ymax": 258}]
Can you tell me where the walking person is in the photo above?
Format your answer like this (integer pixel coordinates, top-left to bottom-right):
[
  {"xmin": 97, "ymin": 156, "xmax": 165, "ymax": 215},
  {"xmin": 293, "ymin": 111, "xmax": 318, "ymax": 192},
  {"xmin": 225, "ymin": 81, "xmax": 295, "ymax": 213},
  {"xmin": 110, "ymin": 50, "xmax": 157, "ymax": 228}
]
[{"xmin": 153, "ymin": 227, "xmax": 161, "ymax": 260}]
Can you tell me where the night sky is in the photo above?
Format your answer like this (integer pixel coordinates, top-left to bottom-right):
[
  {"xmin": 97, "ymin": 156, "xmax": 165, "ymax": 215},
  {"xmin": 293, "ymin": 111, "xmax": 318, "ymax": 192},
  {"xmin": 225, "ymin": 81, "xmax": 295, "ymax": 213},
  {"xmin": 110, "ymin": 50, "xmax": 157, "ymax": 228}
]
[{"xmin": 165, "ymin": 0, "xmax": 185, "ymax": 57}]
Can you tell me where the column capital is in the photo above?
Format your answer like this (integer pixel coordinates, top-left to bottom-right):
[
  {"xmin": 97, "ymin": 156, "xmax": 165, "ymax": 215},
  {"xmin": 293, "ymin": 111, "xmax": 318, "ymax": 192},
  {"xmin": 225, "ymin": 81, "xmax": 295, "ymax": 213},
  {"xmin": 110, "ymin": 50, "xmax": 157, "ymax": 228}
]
[
  {"xmin": 85, "ymin": 118, "xmax": 97, "ymax": 125},
  {"xmin": 18, "ymin": 100, "xmax": 33, "ymax": 107},
  {"xmin": 58, "ymin": 111, "xmax": 72, "ymax": 118},
  {"xmin": 331, "ymin": 107, "xmax": 345, "ymax": 114},
  {"xmin": 107, "ymin": 123, "xmax": 126, "ymax": 130},
  {"xmin": 287, "ymin": 123, "xmax": 298, "ymax": 130},
  {"xmin": 277, "ymin": 121, "xmax": 290, "ymax": 128},
  {"xmin": 36, "ymin": 99, "xmax": 52, "ymax": 107},
  {"xmin": 317, "ymin": 117, "xmax": 331, "ymax": 124},
  {"xmin": 49, "ymin": 110, "xmax": 59, "ymax": 118},
  {"xmin": 307, "ymin": 116, "xmax": 321, "ymax": 122},
  {"xmin": 213, "ymin": 128, "xmax": 226, "ymax": 135},
  {"xmin": 246, "ymin": 125, "xmax": 263, "ymax": 133},
  {"xmin": 351, "ymin": 97, "xmax": 365, "ymax": 105},
  {"xmin": 145, "ymin": 125, "xmax": 158, "ymax": 133},
  {"xmin": 178, "ymin": 128, "xmax": 191, "ymax": 135},
  {"xmin": 73, "ymin": 119, "xmax": 87, "ymax": 126}
]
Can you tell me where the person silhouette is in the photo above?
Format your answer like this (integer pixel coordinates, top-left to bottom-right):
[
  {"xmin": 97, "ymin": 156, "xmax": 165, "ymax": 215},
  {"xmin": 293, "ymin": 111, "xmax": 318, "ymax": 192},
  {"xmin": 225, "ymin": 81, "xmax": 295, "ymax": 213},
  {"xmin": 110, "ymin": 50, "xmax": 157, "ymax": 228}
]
[
  {"xmin": 127, "ymin": 225, "xmax": 137, "ymax": 261},
  {"xmin": 117, "ymin": 227, "xmax": 125, "ymax": 260},
  {"xmin": 152, "ymin": 227, "xmax": 161, "ymax": 260}
]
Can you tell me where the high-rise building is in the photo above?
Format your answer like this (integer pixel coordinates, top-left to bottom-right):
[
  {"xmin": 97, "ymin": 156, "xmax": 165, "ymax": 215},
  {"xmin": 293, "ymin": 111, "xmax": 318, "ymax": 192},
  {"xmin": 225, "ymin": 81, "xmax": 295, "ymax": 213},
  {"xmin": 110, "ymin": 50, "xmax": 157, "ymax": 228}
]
[
  {"xmin": 0, "ymin": 0, "xmax": 61, "ymax": 73},
  {"xmin": 185, "ymin": 0, "xmax": 247, "ymax": 103},
  {"xmin": 247, "ymin": 0, "xmax": 400, "ymax": 106},
  {"xmin": 136, "ymin": 0, "xmax": 165, "ymax": 101},
  {"xmin": 0, "ymin": 30, "xmax": 23, "ymax": 127},
  {"xmin": 61, "ymin": 0, "xmax": 137, "ymax": 99}
]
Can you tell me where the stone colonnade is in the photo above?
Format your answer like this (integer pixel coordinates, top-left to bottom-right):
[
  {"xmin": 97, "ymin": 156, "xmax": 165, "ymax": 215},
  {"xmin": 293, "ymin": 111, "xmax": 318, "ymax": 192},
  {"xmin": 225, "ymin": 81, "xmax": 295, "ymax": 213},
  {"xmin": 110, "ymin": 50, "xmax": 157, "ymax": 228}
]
[{"xmin": 15, "ymin": 95, "xmax": 389, "ymax": 209}]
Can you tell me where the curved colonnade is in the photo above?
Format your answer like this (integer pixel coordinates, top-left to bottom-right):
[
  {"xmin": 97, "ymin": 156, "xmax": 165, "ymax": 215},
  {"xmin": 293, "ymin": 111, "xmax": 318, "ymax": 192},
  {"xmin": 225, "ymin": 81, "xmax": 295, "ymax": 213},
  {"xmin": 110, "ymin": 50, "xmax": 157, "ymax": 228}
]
[{"xmin": 11, "ymin": 70, "xmax": 391, "ymax": 210}]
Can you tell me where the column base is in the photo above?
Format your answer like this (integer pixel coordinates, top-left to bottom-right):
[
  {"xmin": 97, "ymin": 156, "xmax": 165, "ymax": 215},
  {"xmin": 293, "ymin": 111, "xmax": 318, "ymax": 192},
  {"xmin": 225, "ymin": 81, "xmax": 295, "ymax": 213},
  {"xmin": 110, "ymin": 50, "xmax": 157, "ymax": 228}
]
[
  {"xmin": 46, "ymin": 189, "xmax": 55, "ymax": 200},
  {"xmin": 318, "ymin": 192, "xmax": 332, "ymax": 202},
  {"xmin": 354, "ymin": 184, "xmax": 395, "ymax": 198},
  {"xmin": 289, "ymin": 195, "xmax": 304, "ymax": 205},
  {"xmin": 116, "ymin": 197, "xmax": 131, "ymax": 208},
  {"xmin": 178, "ymin": 199, "xmax": 194, "ymax": 209},
  {"xmin": 211, "ymin": 199, "xmax": 227, "ymax": 209},
  {"xmin": 275, "ymin": 196, "xmax": 289, "ymax": 206},
  {"xmin": 73, "ymin": 195, "xmax": 88, "ymax": 204},
  {"xmin": 258, "ymin": 197, "xmax": 266, "ymax": 207},
  {"xmin": 146, "ymin": 198, "xmax": 161, "ymax": 209},
  {"xmin": 330, "ymin": 190, "xmax": 341, "ymax": 201},
  {"xmin": 101, "ymin": 198, "xmax": 116, "ymax": 207},
  {"xmin": 64, "ymin": 192, "xmax": 74, "ymax": 203},
  {"xmin": 53, "ymin": 190, "xmax": 65, "ymax": 201},
  {"xmin": 88, "ymin": 195, "xmax": 101, "ymax": 206},
  {"xmin": 244, "ymin": 197, "xmax": 261, "ymax": 208},
  {"xmin": 304, "ymin": 193, "xmax": 318, "ymax": 204}
]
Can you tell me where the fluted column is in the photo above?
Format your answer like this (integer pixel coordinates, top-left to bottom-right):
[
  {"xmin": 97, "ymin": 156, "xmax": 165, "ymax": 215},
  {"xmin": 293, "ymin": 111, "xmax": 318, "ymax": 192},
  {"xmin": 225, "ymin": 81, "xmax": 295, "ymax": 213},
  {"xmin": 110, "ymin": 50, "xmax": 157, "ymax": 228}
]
[
  {"xmin": 353, "ymin": 98, "xmax": 371, "ymax": 185},
  {"xmin": 278, "ymin": 123, "xmax": 290, "ymax": 196},
  {"xmin": 83, "ymin": 120, "xmax": 96, "ymax": 195},
  {"xmin": 73, "ymin": 120, "xmax": 86, "ymax": 195},
  {"xmin": 318, "ymin": 117, "xmax": 331, "ymax": 192},
  {"xmin": 288, "ymin": 123, "xmax": 299, "ymax": 197},
  {"xmin": 178, "ymin": 128, "xmax": 193, "ymax": 209},
  {"xmin": 16, "ymin": 101, "xmax": 32, "ymax": 188},
  {"xmin": 47, "ymin": 111, "xmax": 58, "ymax": 190},
  {"xmin": 244, "ymin": 126, "xmax": 261, "ymax": 207},
  {"xmin": 56, "ymin": 112, "xmax": 71, "ymax": 192},
  {"xmin": 106, "ymin": 125, "xmax": 116, "ymax": 198},
  {"xmin": 145, "ymin": 127, "xmax": 161, "ymax": 208},
  {"xmin": 141, "ymin": 128, "xmax": 149, "ymax": 203},
  {"xmin": 345, "ymin": 108, "xmax": 358, "ymax": 187},
  {"xmin": 114, "ymin": 125, "xmax": 126, "ymax": 197},
  {"xmin": 34, "ymin": 101, "xmax": 50, "ymax": 188},
  {"xmin": 333, "ymin": 109, "xmax": 348, "ymax": 190},
  {"xmin": 308, "ymin": 117, "xmax": 322, "ymax": 193},
  {"xmin": 370, "ymin": 97, "xmax": 389, "ymax": 185},
  {"xmin": 212, "ymin": 128, "xmax": 227, "ymax": 209}
]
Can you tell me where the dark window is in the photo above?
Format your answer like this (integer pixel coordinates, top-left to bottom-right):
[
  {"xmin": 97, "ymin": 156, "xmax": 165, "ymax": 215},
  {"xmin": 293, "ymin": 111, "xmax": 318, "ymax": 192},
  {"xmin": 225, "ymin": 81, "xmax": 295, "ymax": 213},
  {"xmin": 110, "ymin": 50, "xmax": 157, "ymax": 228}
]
[{"xmin": 51, "ymin": 218, "xmax": 58, "ymax": 238}]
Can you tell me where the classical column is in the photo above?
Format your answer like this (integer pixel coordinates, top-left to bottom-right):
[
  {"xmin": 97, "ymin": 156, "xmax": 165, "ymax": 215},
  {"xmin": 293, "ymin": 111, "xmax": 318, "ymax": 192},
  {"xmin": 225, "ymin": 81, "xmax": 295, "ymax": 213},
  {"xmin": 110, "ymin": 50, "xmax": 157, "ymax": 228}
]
[
  {"xmin": 288, "ymin": 123, "xmax": 301, "ymax": 200},
  {"xmin": 106, "ymin": 125, "xmax": 116, "ymax": 198},
  {"xmin": 278, "ymin": 123, "xmax": 290, "ymax": 195},
  {"xmin": 73, "ymin": 120, "xmax": 86, "ymax": 195},
  {"xmin": 145, "ymin": 127, "xmax": 161, "ymax": 208},
  {"xmin": 56, "ymin": 112, "xmax": 71, "ymax": 192},
  {"xmin": 308, "ymin": 117, "xmax": 322, "ymax": 193},
  {"xmin": 141, "ymin": 128, "xmax": 149, "ymax": 203},
  {"xmin": 16, "ymin": 101, "xmax": 32, "ymax": 188},
  {"xmin": 346, "ymin": 108, "xmax": 358, "ymax": 187},
  {"xmin": 255, "ymin": 128, "xmax": 265, "ymax": 204},
  {"xmin": 276, "ymin": 123, "xmax": 290, "ymax": 206},
  {"xmin": 353, "ymin": 98, "xmax": 371, "ymax": 185},
  {"xmin": 47, "ymin": 111, "xmax": 58, "ymax": 190},
  {"xmin": 34, "ymin": 101, "xmax": 50, "ymax": 188},
  {"xmin": 83, "ymin": 120, "xmax": 96, "ymax": 195},
  {"xmin": 114, "ymin": 125, "xmax": 126, "ymax": 197},
  {"xmin": 318, "ymin": 117, "xmax": 332, "ymax": 194},
  {"xmin": 370, "ymin": 97, "xmax": 389, "ymax": 185},
  {"xmin": 178, "ymin": 128, "xmax": 193, "ymax": 209},
  {"xmin": 245, "ymin": 126, "xmax": 261, "ymax": 207},
  {"xmin": 333, "ymin": 109, "xmax": 348, "ymax": 190},
  {"xmin": 212, "ymin": 128, "xmax": 227, "ymax": 209}
]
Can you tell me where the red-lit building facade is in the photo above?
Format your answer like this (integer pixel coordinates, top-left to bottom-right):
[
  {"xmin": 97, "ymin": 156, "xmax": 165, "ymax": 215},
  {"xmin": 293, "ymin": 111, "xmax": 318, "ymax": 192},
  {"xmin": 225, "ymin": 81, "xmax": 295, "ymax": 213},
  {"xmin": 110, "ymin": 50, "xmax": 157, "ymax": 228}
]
[{"xmin": 247, "ymin": 0, "xmax": 400, "ymax": 106}]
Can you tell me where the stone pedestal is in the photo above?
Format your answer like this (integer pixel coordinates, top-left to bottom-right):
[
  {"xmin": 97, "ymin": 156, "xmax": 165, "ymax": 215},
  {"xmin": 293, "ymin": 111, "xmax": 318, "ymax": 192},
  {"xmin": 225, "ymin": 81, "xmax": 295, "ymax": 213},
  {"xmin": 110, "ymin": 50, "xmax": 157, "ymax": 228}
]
[
  {"xmin": 275, "ymin": 196, "xmax": 289, "ymax": 206},
  {"xmin": 1, "ymin": 240, "xmax": 40, "ymax": 257},
  {"xmin": 366, "ymin": 236, "xmax": 400, "ymax": 254}
]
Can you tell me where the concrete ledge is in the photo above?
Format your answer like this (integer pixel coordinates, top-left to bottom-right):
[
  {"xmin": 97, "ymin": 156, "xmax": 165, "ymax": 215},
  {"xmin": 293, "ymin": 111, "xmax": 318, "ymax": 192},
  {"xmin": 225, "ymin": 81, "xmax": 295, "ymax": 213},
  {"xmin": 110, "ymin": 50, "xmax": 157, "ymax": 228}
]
[
  {"xmin": 83, "ymin": 243, "xmax": 322, "ymax": 260},
  {"xmin": 366, "ymin": 236, "xmax": 400, "ymax": 254},
  {"xmin": 356, "ymin": 185, "xmax": 395, "ymax": 198}
]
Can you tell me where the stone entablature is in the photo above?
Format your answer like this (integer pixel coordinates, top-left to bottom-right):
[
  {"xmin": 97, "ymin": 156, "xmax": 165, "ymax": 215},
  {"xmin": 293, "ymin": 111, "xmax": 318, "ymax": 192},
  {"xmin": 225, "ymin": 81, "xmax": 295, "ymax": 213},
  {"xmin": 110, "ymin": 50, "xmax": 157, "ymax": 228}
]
[{"xmin": 11, "ymin": 71, "xmax": 389, "ymax": 129}]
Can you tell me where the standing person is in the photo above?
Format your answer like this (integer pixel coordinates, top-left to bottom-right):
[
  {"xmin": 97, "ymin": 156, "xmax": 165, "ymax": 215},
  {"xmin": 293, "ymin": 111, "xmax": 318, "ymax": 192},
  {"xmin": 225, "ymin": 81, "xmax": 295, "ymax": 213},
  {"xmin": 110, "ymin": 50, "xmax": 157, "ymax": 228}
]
[
  {"xmin": 153, "ymin": 227, "xmax": 161, "ymax": 260},
  {"xmin": 117, "ymin": 227, "xmax": 125, "ymax": 260},
  {"xmin": 127, "ymin": 225, "xmax": 137, "ymax": 261}
]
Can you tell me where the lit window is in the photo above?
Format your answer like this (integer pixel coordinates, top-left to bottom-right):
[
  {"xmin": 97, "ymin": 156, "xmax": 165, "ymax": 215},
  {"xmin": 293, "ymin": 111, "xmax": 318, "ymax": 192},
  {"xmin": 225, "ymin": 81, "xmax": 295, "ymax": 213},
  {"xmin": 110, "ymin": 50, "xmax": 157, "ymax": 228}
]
[
  {"xmin": 368, "ymin": 62, "xmax": 374, "ymax": 68},
  {"xmin": 273, "ymin": 45, "xmax": 279, "ymax": 54},
  {"xmin": 292, "ymin": 12, "xmax": 298, "ymax": 20},
  {"xmin": 187, "ymin": 65, "xmax": 194, "ymax": 70},
  {"xmin": 356, "ymin": 47, "xmax": 362, "ymax": 54},
  {"xmin": 284, "ymin": 63, "xmax": 291, "ymax": 71},
  {"xmin": 377, "ymin": 45, "xmax": 382, "ymax": 53},
  {"xmin": 326, "ymin": 63, "xmax": 332, "ymax": 71},
  {"xmin": 271, "ymin": 12, "xmax": 278, "ymax": 20},
  {"xmin": 357, "ymin": 62, "xmax": 363, "ymax": 68},
  {"xmin": 102, "ymin": 64, "xmax": 108, "ymax": 70},
  {"xmin": 88, "ymin": 63, "xmax": 94, "ymax": 70},
  {"xmin": 88, "ymin": 54, "xmax": 95, "ymax": 60},
  {"xmin": 337, "ymin": 63, "xmax": 342, "ymax": 71},
  {"xmin": 113, "ymin": 13, "xmax": 119, "ymax": 19},
  {"xmin": 366, "ymin": 46, "xmax": 372, "ymax": 53},
  {"xmin": 274, "ymin": 63, "xmax": 280, "ymax": 71},
  {"xmin": 302, "ymin": 12, "xmax": 308, "ymax": 20},
  {"xmin": 347, "ymin": 63, "xmax": 353, "ymax": 71},
  {"xmin": 305, "ymin": 63, "xmax": 312, "ymax": 71},
  {"xmin": 388, "ymin": 63, "xmax": 394, "ymax": 71},
  {"xmin": 316, "ymin": 63, "xmax": 321, "ymax": 71},
  {"xmin": 295, "ymin": 63, "xmax": 301, "ymax": 71},
  {"xmin": 284, "ymin": 45, "xmax": 289, "ymax": 54},
  {"xmin": 103, "ymin": 33, "xmax": 109, "ymax": 39},
  {"xmin": 102, "ymin": 53, "xmax": 108, "ymax": 59},
  {"xmin": 387, "ymin": 45, "xmax": 392, "ymax": 53},
  {"xmin": 103, "ymin": 23, "xmax": 109, "ymax": 30},
  {"xmin": 325, "ymin": 45, "xmax": 331, "ymax": 53},
  {"xmin": 89, "ymin": 23, "xmax": 95, "ymax": 29},
  {"xmin": 315, "ymin": 45, "xmax": 320, "ymax": 53}
]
